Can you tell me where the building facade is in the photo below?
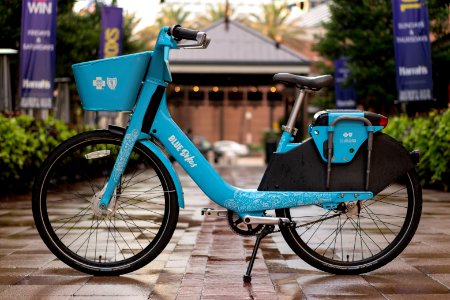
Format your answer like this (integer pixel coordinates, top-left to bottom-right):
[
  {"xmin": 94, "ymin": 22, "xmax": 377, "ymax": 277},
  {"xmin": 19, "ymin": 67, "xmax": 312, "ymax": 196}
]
[{"xmin": 168, "ymin": 19, "xmax": 310, "ymax": 145}]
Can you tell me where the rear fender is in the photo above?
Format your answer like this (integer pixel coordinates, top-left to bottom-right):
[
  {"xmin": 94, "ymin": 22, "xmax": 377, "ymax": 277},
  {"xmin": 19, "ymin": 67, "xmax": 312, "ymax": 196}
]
[{"xmin": 108, "ymin": 125, "xmax": 184, "ymax": 208}]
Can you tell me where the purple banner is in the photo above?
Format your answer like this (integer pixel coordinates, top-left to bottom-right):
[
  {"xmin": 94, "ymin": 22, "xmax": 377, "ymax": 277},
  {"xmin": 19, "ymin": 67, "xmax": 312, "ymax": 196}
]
[
  {"xmin": 100, "ymin": 6, "xmax": 123, "ymax": 59},
  {"xmin": 392, "ymin": 0, "xmax": 433, "ymax": 102},
  {"xmin": 334, "ymin": 58, "xmax": 357, "ymax": 109},
  {"xmin": 19, "ymin": 0, "xmax": 57, "ymax": 109}
]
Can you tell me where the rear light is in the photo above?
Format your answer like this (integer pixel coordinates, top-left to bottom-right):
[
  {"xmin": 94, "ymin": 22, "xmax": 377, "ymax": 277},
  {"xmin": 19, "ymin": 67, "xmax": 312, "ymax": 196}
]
[
  {"xmin": 379, "ymin": 115, "xmax": 388, "ymax": 128},
  {"xmin": 364, "ymin": 112, "xmax": 388, "ymax": 128}
]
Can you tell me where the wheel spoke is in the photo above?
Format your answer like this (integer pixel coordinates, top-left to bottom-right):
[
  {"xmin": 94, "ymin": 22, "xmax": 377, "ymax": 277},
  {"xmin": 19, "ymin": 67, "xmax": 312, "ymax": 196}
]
[
  {"xmin": 102, "ymin": 219, "xmax": 126, "ymax": 261},
  {"xmin": 114, "ymin": 208, "xmax": 145, "ymax": 250},
  {"xmin": 347, "ymin": 217, "xmax": 381, "ymax": 253},
  {"xmin": 314, "ymin": 217, "xmax": 348, "ymax": 252},
  {"xmin": 117, "ymin": 205, "xmax": 159, "ymax": 235},
  {"xmin": 54, "ymin": 204, "xmax": 92, "ymax": 235},
  {"xmin": 118, "ymin": 201, "xmax": 165, "ymax": 216},
  {"xmin": 362, "ymin": 205, "xmax": 397, "ymax": 235},
  {"xmin": 122, "ymin": 173, "xmax": 160, "ymax": 190}
]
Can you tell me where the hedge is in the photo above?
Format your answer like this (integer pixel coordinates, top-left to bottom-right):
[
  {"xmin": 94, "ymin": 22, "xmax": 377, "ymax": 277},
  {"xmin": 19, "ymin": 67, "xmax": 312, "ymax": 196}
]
[
  {"xmin": 0, "ymin": 114, "xmax": 78, "ymax": 192},
  {"xmin": 383, "ymin": 109, "xmax": 450, "ymax": 190},
  {"xmin": 0, "ymin": 111, "xmax": 448, "ymax": 193}
]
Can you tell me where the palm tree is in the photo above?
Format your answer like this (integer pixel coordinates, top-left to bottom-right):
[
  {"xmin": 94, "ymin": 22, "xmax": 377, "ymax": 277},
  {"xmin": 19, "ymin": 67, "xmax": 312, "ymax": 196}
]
[
  {"xmin": 195, "ymin": 3, "xmax": 235, "ymax": 29},
  {"xmin": 241, "ymin": 0, "xmax": 303, "ymax": 44},
  {"xmin": 136, "ymin": 6, "xmax": 191, "ymax": 48},
  {"xmin": 155, "ymin": 6, "xmax": 191, "ymax": 27}
]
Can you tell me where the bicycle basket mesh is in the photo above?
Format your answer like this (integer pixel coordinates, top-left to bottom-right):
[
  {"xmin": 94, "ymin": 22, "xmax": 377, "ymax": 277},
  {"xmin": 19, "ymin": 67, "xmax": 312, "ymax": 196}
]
[{"xmin": 72, "ymin": 52, "xmax": 152, "ymax": 111}]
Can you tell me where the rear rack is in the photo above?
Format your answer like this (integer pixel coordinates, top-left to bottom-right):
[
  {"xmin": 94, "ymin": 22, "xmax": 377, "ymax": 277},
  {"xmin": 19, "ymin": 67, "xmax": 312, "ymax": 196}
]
[{"xmin": 326, "ymin": 116, "xmax": 375, "ymax": 190}]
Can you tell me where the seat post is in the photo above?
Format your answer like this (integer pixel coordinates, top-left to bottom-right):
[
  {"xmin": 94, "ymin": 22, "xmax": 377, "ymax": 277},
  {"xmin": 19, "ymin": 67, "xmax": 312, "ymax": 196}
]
[{"xmin": 283, "ymin": 88, "xmax": 307, "ymax": 135}]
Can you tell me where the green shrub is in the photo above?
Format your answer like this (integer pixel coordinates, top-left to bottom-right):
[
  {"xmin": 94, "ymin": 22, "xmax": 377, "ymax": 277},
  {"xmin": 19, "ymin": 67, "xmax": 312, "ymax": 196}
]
[
  {"xmin": 384, "ymin": 110, "xmax": 450, "ymax": 190},
  {"xmin": 0, "ymin": 114, "xmax": 78, "ymax": 192}
]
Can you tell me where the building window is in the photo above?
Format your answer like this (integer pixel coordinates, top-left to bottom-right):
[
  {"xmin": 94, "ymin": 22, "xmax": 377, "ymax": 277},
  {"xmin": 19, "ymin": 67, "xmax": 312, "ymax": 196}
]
[
  {"xmin": 268, "ymin": 92, "xmax": 282, "ymax": 101},
  {"xmin": 228, "ymin": 91, "xmax": 243, "ymax": 101},
  {"xmin": 167, "ymin": 89, "xmax": 184, "ymax": 102},
  {"xmin": 189, "ymin": 91, "xmax": 205, "ymax": 101},
  {"xmin": 208, "ymin": 91, "xmax": 224, "ymax": 101},
  {"xmin": 248, "ymin": 91, "xmax": 263, "ymax": 101}
]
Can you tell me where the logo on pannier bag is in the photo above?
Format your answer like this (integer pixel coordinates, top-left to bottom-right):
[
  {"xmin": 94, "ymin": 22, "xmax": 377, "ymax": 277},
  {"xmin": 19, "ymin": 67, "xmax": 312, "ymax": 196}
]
[
  {"xmin": 343, "ymin": 132, "xmax": 353, "ymax": 138},
  {"xmin": 341, "ymin": 132, "xmax": 356, "ymax": 143},
  {"xmin": 107, "ymin": 77, "xmax": 118, "ymax": 90}
]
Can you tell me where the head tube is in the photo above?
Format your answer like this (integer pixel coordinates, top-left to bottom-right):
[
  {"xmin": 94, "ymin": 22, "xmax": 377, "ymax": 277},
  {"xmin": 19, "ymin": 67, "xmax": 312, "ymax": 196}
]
[
  {"xmin": 154, "ymin": 27, "xmax": 179, "ymax": 50},
  {"xmin": 147, "ymin": 27, "xmax": 178, "ymax": 83}
]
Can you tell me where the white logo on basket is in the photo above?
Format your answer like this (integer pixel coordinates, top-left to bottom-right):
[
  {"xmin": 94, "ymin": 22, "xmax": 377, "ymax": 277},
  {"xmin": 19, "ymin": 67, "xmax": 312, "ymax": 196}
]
[
  {"xmin": 107, "ymin": 77, "xmax": 118, "ymax": 90},
  {"xmin": 92, "ymin": 77, "xmax": 105, "ymax": 90}
]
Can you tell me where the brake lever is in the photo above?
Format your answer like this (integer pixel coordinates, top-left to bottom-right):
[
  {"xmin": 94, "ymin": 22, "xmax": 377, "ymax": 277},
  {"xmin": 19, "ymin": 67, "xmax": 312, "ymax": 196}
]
[{"xmin": 177, "ymin": 32, "xmax": 210, "ymax": 49}]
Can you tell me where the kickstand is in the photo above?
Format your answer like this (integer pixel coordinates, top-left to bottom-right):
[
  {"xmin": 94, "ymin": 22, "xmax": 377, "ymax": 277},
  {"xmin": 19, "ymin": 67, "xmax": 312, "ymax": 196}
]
[{"xmin": 243, "ymin": 225, "xmax": 275, "ymax": 283}]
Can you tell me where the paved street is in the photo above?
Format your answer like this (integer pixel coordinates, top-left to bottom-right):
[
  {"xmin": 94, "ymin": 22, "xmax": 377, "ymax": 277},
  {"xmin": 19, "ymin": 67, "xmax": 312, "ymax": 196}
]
[{"xmin": 0, "ymin": 161, "xmax": 449, "ymax": 299}]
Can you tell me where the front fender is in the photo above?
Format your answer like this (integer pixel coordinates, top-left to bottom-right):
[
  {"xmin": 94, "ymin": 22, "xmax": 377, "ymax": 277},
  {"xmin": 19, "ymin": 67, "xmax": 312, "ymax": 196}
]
[{"xmin": 108, "ymin": 126, "xmax": 184, "ymax": 208}]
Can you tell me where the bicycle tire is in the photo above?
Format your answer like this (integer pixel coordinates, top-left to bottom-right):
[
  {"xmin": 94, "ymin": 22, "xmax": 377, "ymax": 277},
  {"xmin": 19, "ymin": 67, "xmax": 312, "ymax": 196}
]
[
  {"xmin": 32, "ymin": 130, "xmax": 179, "ymax": 275},
  {"xmin": 276, "ymin": 170, "xmax": 422, "ymax": 274}
]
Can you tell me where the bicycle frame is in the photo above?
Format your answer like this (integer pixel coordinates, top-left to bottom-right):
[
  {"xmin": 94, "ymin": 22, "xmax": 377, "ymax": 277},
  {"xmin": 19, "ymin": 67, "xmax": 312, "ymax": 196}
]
[{"xmin": 99, "ymin": 27, "xmax": 373, "ymax": 217}]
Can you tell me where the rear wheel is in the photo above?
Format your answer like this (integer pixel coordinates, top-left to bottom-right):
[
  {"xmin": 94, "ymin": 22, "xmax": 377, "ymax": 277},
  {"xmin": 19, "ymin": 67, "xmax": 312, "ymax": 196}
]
[
  {"xmin": 33, "ymin": 130, "xmax": 179, "ymax": 275},
  {"xmin": 276, "ymin": 170, "xmax": 422, "ymax": 274}
]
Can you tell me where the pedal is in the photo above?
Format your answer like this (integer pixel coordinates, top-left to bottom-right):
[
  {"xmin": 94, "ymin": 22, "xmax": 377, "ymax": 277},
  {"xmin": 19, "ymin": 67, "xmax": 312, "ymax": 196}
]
[{"xmin": 201, "ymin": 208, "xmax": 227, "ymax": 218}]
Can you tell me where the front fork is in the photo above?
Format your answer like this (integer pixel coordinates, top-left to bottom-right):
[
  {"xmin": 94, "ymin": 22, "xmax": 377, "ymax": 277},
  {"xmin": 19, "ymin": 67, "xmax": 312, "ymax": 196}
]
[
  {"xmin": 98, "ymin": 81, "xmax": 166, "ymax": 211},
  {"xmin": 97, "ymin": 127, "xmax": 140, "ymax": 211}
]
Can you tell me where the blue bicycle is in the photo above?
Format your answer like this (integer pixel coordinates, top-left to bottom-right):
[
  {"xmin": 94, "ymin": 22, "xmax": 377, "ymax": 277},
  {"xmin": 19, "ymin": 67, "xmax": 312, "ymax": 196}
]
[{"xmin": 32, "ymin": 26, "xmax": 422, "ymax": 282}]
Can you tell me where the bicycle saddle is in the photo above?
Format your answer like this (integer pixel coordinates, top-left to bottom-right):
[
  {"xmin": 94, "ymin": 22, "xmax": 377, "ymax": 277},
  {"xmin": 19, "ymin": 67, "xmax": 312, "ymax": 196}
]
[{"xmin": 273, "ymin": 73, "xmax": 334, "ymax": 90}]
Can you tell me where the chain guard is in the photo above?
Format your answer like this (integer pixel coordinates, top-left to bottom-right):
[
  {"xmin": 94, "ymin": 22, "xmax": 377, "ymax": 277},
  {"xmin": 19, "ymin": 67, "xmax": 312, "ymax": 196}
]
[{"xmin": 227, "ymin": 210, "xmax": 264, "ymax": 236}]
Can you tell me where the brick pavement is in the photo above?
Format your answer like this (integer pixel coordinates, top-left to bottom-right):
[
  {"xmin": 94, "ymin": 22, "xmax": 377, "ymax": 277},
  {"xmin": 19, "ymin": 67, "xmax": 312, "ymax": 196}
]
[{"xmin": 0, "ymin": 163, "xmax": 449, "ymax": 299}]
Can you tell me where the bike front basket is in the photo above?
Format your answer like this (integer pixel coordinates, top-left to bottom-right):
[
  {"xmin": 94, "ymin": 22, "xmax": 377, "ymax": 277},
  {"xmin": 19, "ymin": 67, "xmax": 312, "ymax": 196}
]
[{"xmin": 72, "ymin": 52, "xmax": 152, "ymax": 111}]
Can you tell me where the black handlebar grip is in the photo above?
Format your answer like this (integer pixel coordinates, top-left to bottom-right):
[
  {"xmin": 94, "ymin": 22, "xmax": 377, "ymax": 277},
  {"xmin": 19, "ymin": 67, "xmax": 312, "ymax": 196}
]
[{"xmin": 170, "ymin": 25, "xmax": 199, "ymax": 41}]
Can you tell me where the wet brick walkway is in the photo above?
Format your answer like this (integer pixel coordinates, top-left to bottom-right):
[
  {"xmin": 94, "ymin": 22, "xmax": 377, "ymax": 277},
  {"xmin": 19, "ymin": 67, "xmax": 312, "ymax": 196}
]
[{"xmin": 0, "ymin": 165, "xmax": 450, "ymax": 299}]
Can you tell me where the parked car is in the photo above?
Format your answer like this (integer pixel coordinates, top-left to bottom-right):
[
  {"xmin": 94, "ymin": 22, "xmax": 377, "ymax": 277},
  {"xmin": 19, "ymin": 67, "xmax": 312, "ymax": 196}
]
[
  {"xmin": 213, "ymin": 140, "xmax": 249, "ymax": 163},
  {"xmin": 191, "ymin": 135, "xmax": 212, "ymax": 157}
]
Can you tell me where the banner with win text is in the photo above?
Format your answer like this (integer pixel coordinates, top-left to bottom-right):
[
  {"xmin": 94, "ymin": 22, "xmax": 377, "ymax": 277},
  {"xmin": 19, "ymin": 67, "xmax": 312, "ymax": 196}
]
[{"xmin": 19, "ymin": 0, "xmax": 57, "ymax": 109}]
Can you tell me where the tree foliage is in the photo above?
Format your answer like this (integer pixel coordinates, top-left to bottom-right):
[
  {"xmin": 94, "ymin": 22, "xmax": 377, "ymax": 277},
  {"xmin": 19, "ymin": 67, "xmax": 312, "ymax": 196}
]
[
  {"xmin": 56, "ymin": 1, "xmax": 143, "ymax": 77},
  {"xmin": 0, "ymin": 0, "xmax": 22, "ymax": 50},
  {"xmin": 0, "ymin": 0, "xmax": 144, "ymax": 79},
  {"xmin": 137, "ymin": 6, "xmax": 192, "ymax": 49},
  {"xmin": 0, "ymin": 114, "xmax": 78, "ymax": 192},
  {"xmin": 194, "ymin": 3, "xmax": 235, "ymax": 29},
  {"xmin": 384, "ymin": 110, "xmax": 450, "ymax": 190},
  {"xmin": 240, "ymin": 0, "xmax": 303, "ymax": 43},
  {"xmin": 136, "ymin": 1, "xmax": 304, "ymax": 50},
  {"xmin": 314, "ymin": 0, "xmax": 397, "ymax": 111},
  {"xmin": 314, "ymin": 0, "xmax": 449, "ymax": 111}
]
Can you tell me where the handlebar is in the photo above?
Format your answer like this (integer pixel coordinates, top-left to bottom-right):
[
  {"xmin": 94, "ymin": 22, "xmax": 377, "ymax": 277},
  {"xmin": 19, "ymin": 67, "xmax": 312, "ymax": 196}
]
[
  {"xmin": 169, "ymin": 25, "xmax": 199, "ymax": 41},
  {"xmin": 168, "ymin": 25, "xmax": 210, "ymax": 49}
]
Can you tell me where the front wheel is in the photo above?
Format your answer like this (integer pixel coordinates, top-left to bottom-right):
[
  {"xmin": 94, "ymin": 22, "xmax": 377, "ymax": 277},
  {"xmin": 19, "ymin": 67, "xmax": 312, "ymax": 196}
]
[
  {"xmin": 32, "ymin": 130, "xmax": 179, "ymax": 275},
  {"xmin": 276, "ymin": 170, "xmax": 422, "ymax": 274}
]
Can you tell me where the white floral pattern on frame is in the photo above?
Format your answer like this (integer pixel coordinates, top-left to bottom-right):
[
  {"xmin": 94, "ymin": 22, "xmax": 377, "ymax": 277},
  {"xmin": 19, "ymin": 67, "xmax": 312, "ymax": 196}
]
[
  {"xmin": 113, "ymin": 129, "xmax": 139, "ymax": 182},
  {"xmin": 224, "ymin": 190, "xmax": 334, "ymax": 212}
]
